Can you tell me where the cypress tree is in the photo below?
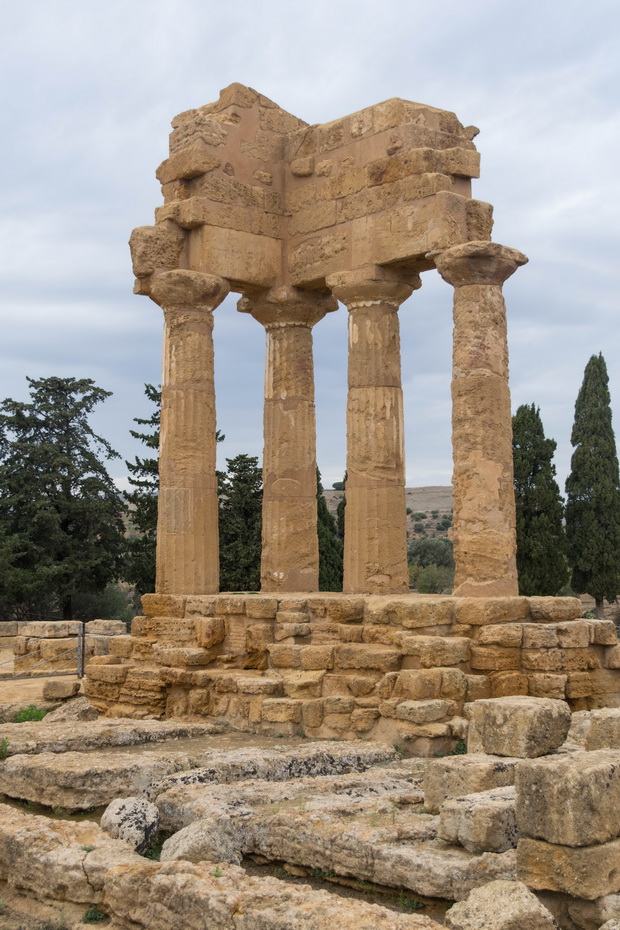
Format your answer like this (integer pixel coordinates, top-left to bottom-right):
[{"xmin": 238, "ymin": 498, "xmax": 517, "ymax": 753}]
[
  {"xmin": 124, "ymin": 384, "xmax": 160, "ymax": 598},
  {"xmin": 565, "ymin": 354, "xmax": 620, "ymax": 618},
  {"xmin": 336, "ymin": 471, "xmax": 347, "ymax": 542},
  {"xmin": 218, "ymin": 454, "xmax": 262, "ymax": 591},
  {"xmin": 317, "ymin": 468, "xmax": 343, "ymax": 591},
  {"xmin": 512, "ymin": 404, "xmax": 569, "ymax": 596}
]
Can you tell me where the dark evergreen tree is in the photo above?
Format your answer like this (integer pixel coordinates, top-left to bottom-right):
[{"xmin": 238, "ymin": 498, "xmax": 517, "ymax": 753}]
[
  {"xmin": 218, "ymin": 454, "xmax": 262, "ymax": 591},
  {"xmin": 512, "ymin": 404, "xmax": 569, "ymax": 596},
  {"xmin": 124, "ymin": 384, "xmax": 160, "ymax": 597},
  {"xmin": 566, "ymin": 354, "xmax": 620, "ymax": 618},
  {"xmin": 317, "ymin": 468, "xmax": 343, "ymax": 591},
  {"xmin": 0, "ymin": 377, "xmax": 125, "ymax": 621},
  {"xmin": 336, "ymin": 470, "xmax": 347, "ymax": 541}
]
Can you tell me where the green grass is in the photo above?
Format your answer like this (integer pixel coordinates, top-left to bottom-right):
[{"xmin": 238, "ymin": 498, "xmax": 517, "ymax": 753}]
[
  {"xmin": 82, "ymin": 904, "xmax": 107, "ymax": 923},
  {"xmin": 0, "ymin": 738, "xmax": 9, "ymax": 760}
]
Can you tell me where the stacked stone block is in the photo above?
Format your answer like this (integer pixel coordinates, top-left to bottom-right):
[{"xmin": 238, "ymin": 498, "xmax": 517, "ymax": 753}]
[
  {"xmin": 84, "ymin": 594, "xmax": 620, "ymax": 751},
  {"xmin": 11, "ymin": 620, "xmax": 126, "ymax": 676}
]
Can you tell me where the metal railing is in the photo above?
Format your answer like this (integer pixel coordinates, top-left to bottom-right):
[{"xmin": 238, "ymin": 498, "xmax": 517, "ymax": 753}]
[{"xmin": 0, "ymin": 621, "xmax": 86, "ymax": 680}]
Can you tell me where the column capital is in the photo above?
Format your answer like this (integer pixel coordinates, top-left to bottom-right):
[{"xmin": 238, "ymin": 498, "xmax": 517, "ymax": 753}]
[
  {"xmin": 326, "ymin": 266, "xmax": 420, "ymax": 310},
  {"xmin": 149, "ymin": 270, "xmax": 230, "ymax": 313},
  {"xmin": 237, "ymin": 285, "xmax": 337, "ymax": 329},
  {"xmin": 431, "ymin": 241, "xmax": 528, "ymax": 288}
]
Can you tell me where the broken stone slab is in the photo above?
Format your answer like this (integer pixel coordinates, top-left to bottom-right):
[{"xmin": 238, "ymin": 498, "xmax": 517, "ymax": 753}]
[
  {"xmin": 155, "ymin": 761, "xmax": 428, "ymax": 831},
  {"xmin": 247, "ymin": 807, "xmax": 516, "ymax": 901},
  {"xmin": 44, "ymin": 695, "xmax": 100, "ymax": 722},
  {"xmin": 100, "ymin": 797, "xmax": 160, "ymax": 853},
  {"xmin": 104, "ymin": 859, "xmax": 443, "ymax": 929},
  {"xmin": 423, "ymin": 754, "xmax": 520, "ymax": 813},
  {"xmin": 517, "ymin": 836, "xmax": 620, "ymax": 900},
  {"xmin": 465, "ymin": 696, "xmax": 571, "ymax": 757},
  {"xmin": 147, "ymin": 742, "xmax": 397, "ymax": 801},
  {"xmin": 160, "ymin": 814, "xmax": 245, "ymax": 865},
  {"xmin": 0, "ymin": 718, "xmax": 221, "ymax": 755},
  {"xmin": 438, "ymin": 785, "xmax": 517, "ymax": 853},
  {"xmin": 0, "ymin": 803, "xmax": 141, "ymax": 903},
  {"xmin": 515, "ymin": 749, "xmax": 620, "ymax": 847},
  {"xmin": 444, "ymin": 879, "xmax": 560, "ymax": 929}
]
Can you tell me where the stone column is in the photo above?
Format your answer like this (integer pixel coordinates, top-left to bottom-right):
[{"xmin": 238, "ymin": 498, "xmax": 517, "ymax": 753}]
[
  {"xmin": 238, "ymin": 286, "xmax": 337, "ymax": 592},
  {"xmin": 327, "ymin": 269, "xmax": 419, "ymax": 594},
  {"xmin": 149, "ymin": 270, "xmax": 230, "ymax": 594},
  {"xmin": 433, "ymin": 241, "xmax": 528, "ymax": 597}
]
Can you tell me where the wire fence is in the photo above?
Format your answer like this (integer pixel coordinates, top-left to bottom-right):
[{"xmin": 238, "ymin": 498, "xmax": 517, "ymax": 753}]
[{"xmin": 0, "ymin": 621, "xmax": 86, "ymax": 680}]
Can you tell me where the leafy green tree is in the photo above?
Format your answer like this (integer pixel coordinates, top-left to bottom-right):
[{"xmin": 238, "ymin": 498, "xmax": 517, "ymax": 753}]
[
  {"xmin": 218, "ymin": 454, "xmax": 262, "ymax": 591},
  {"xmin": 565, "ymin": 354, "xmax": 620, "ymax": 618},
  {"xmin": 0, "ymin": 377, "xmax": 125, "ymax": 621},
  {"xmin": 317, "ymin": 468, "xmax": 343, "ymax": 591},
  {"xmin": 407, "ymin": 536, "xmax": 454, "ymax": 569},
  {"xmin": 512, "ymin": 404, "xmax": 569, "ymax": 596},
  {"xmin": 124, "ymin": 384, "xmax": 160, "ymax": 598}
]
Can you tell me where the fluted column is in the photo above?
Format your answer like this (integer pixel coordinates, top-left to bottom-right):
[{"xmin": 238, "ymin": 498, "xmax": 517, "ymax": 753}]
[
  {"xmin": 149, "ymin": 270, "xmax": 230, "ymax": 594},
  {"xmin": 238, "ymin": 286, "xmax": 337, "ymax": 592},
  {"xmin": 327, "ymin": 269, "xmax": 419, "ymax": 594},
  {"xmin": 433, "ymin": 241, "xmax": 528, "ymax": 596}
]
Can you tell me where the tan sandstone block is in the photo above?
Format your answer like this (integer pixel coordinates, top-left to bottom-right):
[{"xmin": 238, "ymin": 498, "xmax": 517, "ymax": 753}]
[
  {"xmin": 109, "ymin": 637, "xmax": 134, "ymax": 659},
  {"xmin": 590, "ymin": 669, "xmax": 620, "ymax": 694},
  {"xmin": 393, "ymin": 669, "xmax": 442, "ymax": 701},
  {"xmin": 516, "ymin": 749, "xmax": 620, "ymax": 846},
  {"xmin": 527, "ymin": 674, "xmax": 567, "ymax": 699},
  {"xmin": 141, "ymin": 594, "xmax": 186, "ymax": 618},
  {"xmin": 351, "ymin": 707, "xmax": 380, "ymax": 731},
  {"xmin": 151, "ymin": 646, "xmax": 214, "ymax": 668},
  {"xmin": 42, "ymin": 679, "xmax": 81, "ymax": 700},
  {"xmin": 605, "ymin": 646, "xmax": 620, "ymax": 669},
  {"xmin": 489, "ymin": 670, "xmax": 528, "ymax": 697},
  {"xmin": 566, "ymin": 671, "xmax": 594, "ymax": 698},
  {"xmin": 396, "ymin": 699, "xmax": 453, "ymax": 724},
  {"xmin": 478, "ymin": 625, "xmax": 524, "ymax": 647},
  {"xmin": 521, "ymin": 625, "xmax": 559, "ymax": 649},
  {"xmin": 267, "ymin": 645, "xmax": 301, "ymax": 668},
  {"xmin": 245, "ymin": 598, "xmax": 278, "ymax": 620},
  {"xmin": 280, "ymin": 671, "xmax": 325, "ymax": 699},
  {"xmin": 195, "ymin": 617, "xmax": 225, "ymax": 648},
  {"xmin": 454, "ymin": 597, "xmax": 530, "ymax": 627},
  {"xmin": 589, "ymin": 620, "xmax": 619, "ymax": 645},
  {"xmin": 517, "ymin": 836, "xmax": 620, "ymax": 899},
  {"xmin": 440, "ymin": 668, "xmax": 468, "ymax": 701},
  {"xmin": 465, "ymin": 674, "xmax": 492, "ymax": 701},
  {"xmin": 302, "ymin": 699, "xmax": 324, "ymax": 728},
  {"xmin": 528, "ymin": 597, "xmax": 583, "ymax": 622},
  {"xmin": 325, "ymin": 597, "xmax": 365, "ymax": 623},
  {"xmin": 335, "ymin": 644, "xmax": 401, "ymax": 671},
  {"xmin": 439, "ymin": 786, "xmax": 517, "ymax": 854},
  {"xmin": 470, "ymin": 646, "xmax": 521, "ymax": 670},
  {"xmin": 466, "ymin": 697, "xmax": 571, "ymax": 758},
  {"xmin": 86, "ymin": 665, "xmax": 130, "ymax": 684},
  {"xmin": 521, "ymin": 648, "xmax": 598, "ymax": 672},
  {"xmin": 388, "ymin": 597, "xmax": 456, "ymax": 629},
  {"xmin": 300, "ymin": 646, "xmax": 335, "ymax": 670},
  {"xmin": 261, "ymin": 699, "xmax": 302, "ymax": 723},
  {"xmin": 423, "ymin": 754, "xmax": 520, "ymax": 813},
  {"xmin": 401, "ymin": 636, "xmax": 470, "ymax": 667},
  {"xmin": 246, "ymin": 624, "xmax": 273, "ymax": 653}
]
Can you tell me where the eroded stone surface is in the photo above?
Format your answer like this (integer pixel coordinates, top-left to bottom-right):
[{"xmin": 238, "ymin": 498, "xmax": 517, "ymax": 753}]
[
  {"xmin": 423, "ymin": 754, "xmax": 520, "ymax": 813},
  {"xmin": 444, "ymin": 879, "xmax": 560, "ymax": 929},
  {"xmin": 100, "ymin": 797, "xmax": 160, "ymax": 853},
  {"xmin": 439, "ymin": 786, "xmax": 517, "ymax": 853},
  {"xmin": 465, "ymin": 696, "xmax": 571, "ymax": 758}
]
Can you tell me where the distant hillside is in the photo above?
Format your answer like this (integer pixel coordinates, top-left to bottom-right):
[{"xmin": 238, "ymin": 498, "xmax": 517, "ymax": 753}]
[{"xmin": 324, "ymin": 486, "xmax": 453, "ymax": 544}]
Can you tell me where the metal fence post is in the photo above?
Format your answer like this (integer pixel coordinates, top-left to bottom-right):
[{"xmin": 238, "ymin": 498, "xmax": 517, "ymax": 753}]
[{"xmin": 77, "ymin": 621, "xmax": 86, "ymax": 679}]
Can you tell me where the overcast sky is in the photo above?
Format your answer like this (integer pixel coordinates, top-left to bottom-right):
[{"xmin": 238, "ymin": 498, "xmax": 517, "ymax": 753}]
[{"xmin": 1, "ymin": 0, "xmax": 619, "ymax": 493}]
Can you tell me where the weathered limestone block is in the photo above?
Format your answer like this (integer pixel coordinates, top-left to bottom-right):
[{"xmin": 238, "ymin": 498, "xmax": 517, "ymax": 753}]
[
  {"xmin": 87, "ymin": 664, "xmax": 130, "ymax": 684},
  {"xmin": 396, "ymin": 700, "xmax": 453, "ymax": 724},
  {"xmin": 478, "ymin": 624, "xmax": 524, "ymax": 647},
  {"xmin": 589, "ymin": 619, "xmax": 619, "ymax": 645},
  {"xmin": 465, "ymin": 697, "xmax": 571, "ymax": 757},
  {"xmin": 527, "ymin": 673, "xmax": 567, "ymax": 699},
  {"xmin": 42, "ymin": 679, "xmax": 81, "ymax": 700},
  {"xmin": 0, "ymin": 804, "xmax": 142, "ymax": 903},
  {"xmin": 280, "ymin": 670, "xmax": 325, "ymax": 698},
  {"xmin": 104, "ymin": 859, "xmax": 441, "ymax": 929},
  {"xmin": 261, "ymin": 698, "xmax": 303, "ymax": 723},
  {"xmin": 517, "ymin": 836, "xmax": 620, "ymax": 899},
  {"xmin": 470, "ymin": 646, "xmax": 521, "ymax": 670},
  {"xmin": 142, "ymin": 594, "xmax": 186, "ymax": 618},
  {"xmin": 528, "ymin": 597, "xmax": 583, "ymax": 622},
  {"xmin": 401, "ymin": 636, "xmax": 470, "ymax": 666},
  {"xmin": 160, "ymin": 814, "xmax": 244, "ymax": 864},
  {"xmin": 570, "ymin": 708, "xmax": 620, "ymax": 749},
  {"xmin": 489, "ymin": 670, "xmax": 529, "ymax": 697},
  {"xmin": 423, "ymin": 754, "xmax": 520, "ymax": 813},
  {"xmin": 195, "ymin": 616, "xmax": 225, "ymax": 647},
  {"xmin": 444, "ymin": 879, "xmax": 560, "ymax": 929},
  {"xmin": 101, "ymin": 797, "xmax": 160, "ymax": 853},
  {"xmin": 151, "ymin": 645, "xmax": 215, "ymax": 667},
  {"xmin": 454, "ymin": 597, "xmax": 530, "ymax": 627},
  {"xmin": 44, "ymin": 696, "xmax": 99, "ymax": 722},
  {"xmin": 438, "ymin": 786, "xmax": 517, "ymax": 853},
  {"xmin": 515, "ymin": 749, "xmax": 620, "ymax": 847},
  {"xmin": 336, "ymin": 643, "xmax": 401, "ymax": 671}
]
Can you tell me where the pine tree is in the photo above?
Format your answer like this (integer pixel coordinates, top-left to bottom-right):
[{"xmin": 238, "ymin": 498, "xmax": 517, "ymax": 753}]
[
  {"xmin": 512, "ymin": 404, "xmax": 569, "ymax": 596},
  {"xmin": 124, "ymin": 384, "xmax": 160, "ymax": 597},
  {"xmin": 218, "ymin": 454, "xmax": 262, "ymax": 591},
  {"xmin": 566, "ymin": 354, "xmax": 620, "ymax": 618},
  {"xmin": 0, "ymin": 377, "xmax": 125, "ymax": 621},
  {"xmin": 317, "ymin": 468, "xmax": 343, "ymax": 591},
  {"xmin": 336, "ymin": 471, "xmax": 347, "ymax": 542}
]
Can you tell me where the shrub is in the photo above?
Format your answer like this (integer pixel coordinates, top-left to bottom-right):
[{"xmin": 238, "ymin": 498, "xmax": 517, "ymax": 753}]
[{"xmin": 14, "ymin": 704, "xmax": 47, "ymax": 722}]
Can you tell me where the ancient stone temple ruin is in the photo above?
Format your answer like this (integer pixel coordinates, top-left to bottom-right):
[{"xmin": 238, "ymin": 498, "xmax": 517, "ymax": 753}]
[{"xmin": 84, "ymin": 84, "xmax": 620, "ymax": 747}]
